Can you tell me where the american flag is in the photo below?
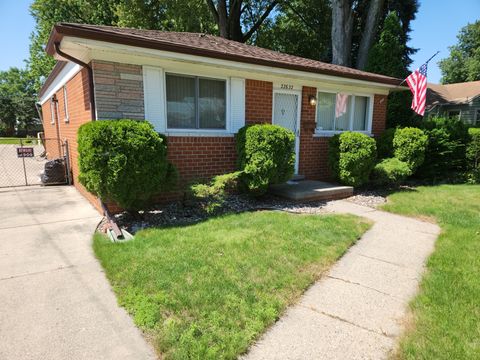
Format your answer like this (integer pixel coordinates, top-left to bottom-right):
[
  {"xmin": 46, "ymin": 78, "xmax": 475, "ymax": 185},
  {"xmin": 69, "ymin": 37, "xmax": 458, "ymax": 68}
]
[{"xmin": 406, "ymin": 63, "xmax": 428, "ymax": 116}]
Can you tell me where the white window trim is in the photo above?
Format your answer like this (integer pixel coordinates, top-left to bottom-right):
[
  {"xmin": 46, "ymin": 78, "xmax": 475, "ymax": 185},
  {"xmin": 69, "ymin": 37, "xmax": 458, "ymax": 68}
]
[
  {"xmin": 63, "ymin": 85, "xmax": 69, "ymax": 122},
  {"xmin": 50, "ymin": 100, "xmax": 55, "ymax": 124},
  {"xmin": 475, "ymin": 109, "xmax": 480, "ymax": 124},
  {"xmin": 163, "ymin": 71, "xmax": 231, "ymax": 134},
  {"xmin": 447, "ymin": 109, "xmax": 461, "ymax": 119},
  {"xmin": 314, "ymin": 87, "xmax": 374, "ymax": 136}
]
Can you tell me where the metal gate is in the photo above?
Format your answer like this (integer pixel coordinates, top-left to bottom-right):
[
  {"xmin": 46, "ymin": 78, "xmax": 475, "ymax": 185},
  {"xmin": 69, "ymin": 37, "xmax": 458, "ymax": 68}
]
[{"xmin": 0, "ymin": 137, "xmax": 71, "ymax": 188}]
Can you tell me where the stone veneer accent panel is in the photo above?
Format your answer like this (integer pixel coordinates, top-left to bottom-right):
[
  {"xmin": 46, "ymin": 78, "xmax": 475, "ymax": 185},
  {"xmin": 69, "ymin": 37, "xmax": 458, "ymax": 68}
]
[{"xmin": 92, "ymin": 60, "xmax": 145, "ymax": 120}]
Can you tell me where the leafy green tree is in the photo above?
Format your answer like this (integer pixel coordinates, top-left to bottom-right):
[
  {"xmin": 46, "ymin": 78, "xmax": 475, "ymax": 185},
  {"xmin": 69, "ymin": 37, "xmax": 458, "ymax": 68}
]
[
  {"xmin": 0, "ymin": 68, "xmax": 37, "ymax": 135},
  {"xmin": 115, "ymin": 0, "xmax": 215, "ymax": 33},
  {"xmin": 256, "ymin": 0, "xmax": 331, "ymax": 61},
  {"xmin": 366, "ymin": 12, "xmax": 418, "ymax": 127},
  {"xmin": 28, "ymin": 0, "xmax": 120, "ymax": 91},
  {"xmin": 205, "ymin": 0, "xmax": 278, "ymax": 42},
  {"xmin": 439, "ymin": 20, "xmax": 480, "ymax": 84}
]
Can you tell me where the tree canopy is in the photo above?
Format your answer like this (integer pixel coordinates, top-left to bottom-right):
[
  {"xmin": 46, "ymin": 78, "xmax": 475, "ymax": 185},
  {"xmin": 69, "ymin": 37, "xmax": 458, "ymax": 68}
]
[
  {"xmin": 0, "ymin": 0, "xmax": 421, "ymax": 133},
  {"xmin": 0, "ymin": 68, "xmax": 38, "ymax": 135},
  {"xmin": 439, "ymin": 20, "xmax": 480, "ymax": 84}
]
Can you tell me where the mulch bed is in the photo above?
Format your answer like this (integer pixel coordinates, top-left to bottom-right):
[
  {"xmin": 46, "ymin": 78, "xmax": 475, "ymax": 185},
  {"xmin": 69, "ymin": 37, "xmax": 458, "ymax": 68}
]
[
  {"xmin": 101, "ymin": 189, "xmax": 392, "ymax": 235},
  {"xmin": 112, "ymin": 194, "xmax": 330, "ymax": 234}
]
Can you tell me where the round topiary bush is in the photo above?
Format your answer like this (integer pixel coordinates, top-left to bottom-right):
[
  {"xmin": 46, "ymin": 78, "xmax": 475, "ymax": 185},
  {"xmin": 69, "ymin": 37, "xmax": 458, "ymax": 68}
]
[
  {"xmin": 376, "ymin": 128, "xmax": 397, "ymax": 159},
  {"xmin": 328, "ymin": 132, "xmax": 377, "ymax": 187},
  {"xmin": 466, "ymin": 127, "xmax": 480, "ymax": 183},
  {"xmin": 236, "ymin": 124, "xmax": 295, "ymax": 195},
  {"xmin": 78, "ymin": 119, "xmax": 176, "ymax": 212},
  {"xmin": 417, "ymin": 117, "xmax": 469, "ymax": 180},
  {"xmin": 372, "ymin": 157, "xmax": 411, "ymax": 186},
  {"xmin": 393, "ymin": 127, "xmax": 428, "ymax": 172}
]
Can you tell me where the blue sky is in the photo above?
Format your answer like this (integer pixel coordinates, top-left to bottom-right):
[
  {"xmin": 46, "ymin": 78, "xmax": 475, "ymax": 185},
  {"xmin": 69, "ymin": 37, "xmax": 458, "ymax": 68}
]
[{"xmin": 0, "ymin": 0, "xmax": 479, "ymax": 83}]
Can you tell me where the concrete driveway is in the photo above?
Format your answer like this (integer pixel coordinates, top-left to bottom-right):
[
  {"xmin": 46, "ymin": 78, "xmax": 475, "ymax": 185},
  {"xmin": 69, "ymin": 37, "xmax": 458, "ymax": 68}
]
[{"xmin": 0, "ymin": 186, "xmax": 155, "ymax": 360}]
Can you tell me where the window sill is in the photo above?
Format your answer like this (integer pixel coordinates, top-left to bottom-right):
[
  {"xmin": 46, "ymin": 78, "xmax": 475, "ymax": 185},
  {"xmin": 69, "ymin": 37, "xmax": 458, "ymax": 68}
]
[
  {"xmin": 64, "ymin": 118, "xmax": 69, "ymax": 123},
  {"xmin": 164, "ymin": 131, "xmax": 235, "ymax": 137},
  {"xmin": 313, "ymin": 131, "xmax": 372, "ymax": 137}
]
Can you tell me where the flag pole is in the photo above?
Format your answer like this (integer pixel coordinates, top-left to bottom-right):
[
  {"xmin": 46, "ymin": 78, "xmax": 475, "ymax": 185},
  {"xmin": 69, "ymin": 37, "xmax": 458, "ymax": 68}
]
[{"xmin": 397, "ymin": 50, "xmax": 440, "ymax": 87}]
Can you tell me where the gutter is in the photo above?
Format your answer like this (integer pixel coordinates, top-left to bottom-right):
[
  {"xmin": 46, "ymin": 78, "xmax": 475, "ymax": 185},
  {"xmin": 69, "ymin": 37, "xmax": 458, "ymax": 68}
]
[{"xmin": 53, "ymin": 42, "xmax": 96, "ymax": 120}]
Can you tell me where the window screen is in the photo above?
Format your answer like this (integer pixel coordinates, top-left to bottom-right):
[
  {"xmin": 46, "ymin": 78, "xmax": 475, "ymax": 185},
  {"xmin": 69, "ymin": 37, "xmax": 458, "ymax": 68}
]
[
  {"xmin": 352, "ymin": 96, "xmax": 368, "ymax": 130},
  {"xmin": 166, "ymin": 74, "xmax": 226, "ymax": 130},
  {"xmin": 316, "ymin": 92, "xmax": 336, "ymax": 130}
]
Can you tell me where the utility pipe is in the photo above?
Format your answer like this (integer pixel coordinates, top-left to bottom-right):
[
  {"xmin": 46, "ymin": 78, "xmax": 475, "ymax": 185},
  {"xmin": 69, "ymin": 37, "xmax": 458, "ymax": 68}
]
[{"xmin": 53, "ymin": 42, "xmax": 96, "ymax": 120}]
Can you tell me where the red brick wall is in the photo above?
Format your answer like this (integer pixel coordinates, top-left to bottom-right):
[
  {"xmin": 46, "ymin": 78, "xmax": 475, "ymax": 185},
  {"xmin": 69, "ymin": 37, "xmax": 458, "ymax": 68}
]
[
  {"xmin": 41, "ymin": 66, "xmax": 389, "ymax": 213},
  {"xmin": 372, "ymin": 94, "xmax": 387, "ymax": 137},
  {"xmin": 41, "ymin": 68, "xmax": 101, "ymax": 212},
  {"xmin": 245, "ymin": 79, "xmax": 273, "ymax": 124},
  {"xmin": 298, "ymin": 86, "xmax": 331, "ymax": 180},
  {"xmin": 167, "ymin": 136, "xmax": 237, "ymax": 182}
]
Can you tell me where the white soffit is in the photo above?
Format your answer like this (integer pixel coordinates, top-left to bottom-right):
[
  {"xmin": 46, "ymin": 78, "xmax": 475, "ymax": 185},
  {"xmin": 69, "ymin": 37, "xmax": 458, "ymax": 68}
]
[{"xmin": 61, "ymin": 36, "xmax": 396, "ymax": 95}]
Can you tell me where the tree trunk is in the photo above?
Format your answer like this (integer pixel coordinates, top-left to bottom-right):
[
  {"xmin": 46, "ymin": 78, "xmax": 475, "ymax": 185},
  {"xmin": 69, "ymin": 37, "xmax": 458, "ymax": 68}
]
[
  {"xmin": 205, "ymin": 0, "xmax": 277, "ymax": 42},
  {"xmin": 331, "ymin": 0, "xmax": 353, "ymax": 66},
  {"xmin": 228, "ymin": 0, "xmax": 244, "ymax": 41},
  {"xmin": 217, "ymin": 0, "xmax": 229, "ymax": 38},
  {"xmin": 356, "ymin": 0, "xmax": 384, "ymax": 70}
]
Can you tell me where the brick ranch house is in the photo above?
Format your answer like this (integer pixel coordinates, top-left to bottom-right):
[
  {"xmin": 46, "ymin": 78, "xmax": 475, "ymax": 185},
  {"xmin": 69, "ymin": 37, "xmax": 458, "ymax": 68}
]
[{"xmin": 39, "ymin": 23, "xmax": 404, "ymax": 212}]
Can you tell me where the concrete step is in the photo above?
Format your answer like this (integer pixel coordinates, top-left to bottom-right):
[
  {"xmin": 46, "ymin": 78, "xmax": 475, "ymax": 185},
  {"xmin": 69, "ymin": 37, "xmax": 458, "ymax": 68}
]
[
  {"xmin": 270, "ymin": 180, "xmax": 353, "ymax": 202},
  {"xmin": 291, "ymin": 174, "xmax": 306, "ymax": 181}
]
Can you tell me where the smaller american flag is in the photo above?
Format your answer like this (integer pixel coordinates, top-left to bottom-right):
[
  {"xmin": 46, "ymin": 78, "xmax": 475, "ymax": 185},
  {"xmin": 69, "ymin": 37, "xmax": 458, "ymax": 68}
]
[{"xmin": 406, "ymin": 63, "xmax": 428, "ymax": 116}]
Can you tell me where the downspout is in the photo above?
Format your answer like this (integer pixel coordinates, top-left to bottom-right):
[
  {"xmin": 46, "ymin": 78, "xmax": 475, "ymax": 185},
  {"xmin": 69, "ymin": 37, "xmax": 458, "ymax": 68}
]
[{"xmin": 53, "ymin": 42, "xmax": 96, "ymax": 120}]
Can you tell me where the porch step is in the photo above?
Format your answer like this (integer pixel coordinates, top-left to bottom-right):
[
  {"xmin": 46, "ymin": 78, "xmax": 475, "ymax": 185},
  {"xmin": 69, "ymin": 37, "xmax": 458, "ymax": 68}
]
[
  {"xmin": 270, "ymin": 180, "xmax": 353, "ymax": 202},
  {"xmin": 291, "ymin": 174, "xmax": 306, "ymax": 181}
]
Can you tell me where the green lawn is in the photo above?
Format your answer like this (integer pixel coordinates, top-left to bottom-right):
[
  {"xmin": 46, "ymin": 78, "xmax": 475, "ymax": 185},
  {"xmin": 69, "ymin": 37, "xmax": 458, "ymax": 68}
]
[
  {"xmin": 94, "ymin": 211, "xmax": 369, "ymax": 360},
  {"xmin": 0, "ymin": 137, "xmax": 33, "ymax": 145},
  {"xmin": 382, "ymin": 185, "xmax": 480, "ymax": 359}
]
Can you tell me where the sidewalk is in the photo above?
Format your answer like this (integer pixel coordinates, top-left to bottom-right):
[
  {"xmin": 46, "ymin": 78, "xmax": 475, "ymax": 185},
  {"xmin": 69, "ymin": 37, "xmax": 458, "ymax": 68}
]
[
  {"xmin": 244, "ymin": 200, "xmax": 440, "ymax": 360},
  {"xmin": 0, "ymin": 186, "xmax": 156, "ymax": 360}
]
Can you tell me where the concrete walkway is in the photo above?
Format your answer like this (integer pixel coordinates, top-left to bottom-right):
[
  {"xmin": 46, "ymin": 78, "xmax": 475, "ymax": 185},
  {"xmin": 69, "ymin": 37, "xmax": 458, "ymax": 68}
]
[
  {"xmin": 244, "ymin": 200, "xmax": 440, "ymax": 360},
  {"xmin": 0, "ymin": 186, "xmax": 155, "ymax": 360}
]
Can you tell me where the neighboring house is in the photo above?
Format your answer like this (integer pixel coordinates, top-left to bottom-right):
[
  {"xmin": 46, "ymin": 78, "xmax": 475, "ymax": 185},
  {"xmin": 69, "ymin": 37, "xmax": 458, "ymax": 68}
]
[
  {"xmin": 426, "ymin": 81, "xmax": 480, "ymax": 125},
  {"xmin": 38, "ymin": 23, "xmax": 403, "ymax": 212}
]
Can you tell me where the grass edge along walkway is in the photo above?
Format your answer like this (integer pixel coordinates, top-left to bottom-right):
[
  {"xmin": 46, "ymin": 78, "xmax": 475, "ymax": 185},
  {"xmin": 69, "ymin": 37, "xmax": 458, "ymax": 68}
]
[
  {"xmin": 381, "ymin": 184, "xmax": 480, "ymax": 360},
  {"xmin": 93, "ymin": 210, "xmax": 370, "ymax": 360}
]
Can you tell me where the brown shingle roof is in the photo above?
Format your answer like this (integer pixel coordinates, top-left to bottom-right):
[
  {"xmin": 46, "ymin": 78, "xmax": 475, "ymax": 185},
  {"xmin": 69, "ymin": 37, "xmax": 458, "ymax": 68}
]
[
  {"xmin": 427, "ymin": 81, "xmax": 480, "ymax": 106},
  {"xmin": 46, "ymin": 22, "xmax": 403, "ymax": 87}
]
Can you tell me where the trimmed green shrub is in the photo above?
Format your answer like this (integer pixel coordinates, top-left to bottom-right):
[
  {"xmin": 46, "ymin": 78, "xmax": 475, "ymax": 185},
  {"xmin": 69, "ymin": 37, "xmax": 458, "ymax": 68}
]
[
  {"xmin": 393, "ymin": 127, "xmax": 428, "ymax": 172},
  {"xmin": 236, "ymin": 124, "xmax": 295, "ymax": 195},
  {"xmin": 466, "ymin": 128, "xmax": 480, "ymax": 183},
  {"xmin": 78, "ymin": 119, "xmax": 176, "ymax": 212},
  {"xmin": 189, "ymin": 171, "xmax": 241, "ymax": 214},
  {"xmin": 417, "ymin": 117, "xmax": 469, "ymax": 179},
  {"xmin": 376, "ymin": 128, "xmax": 397, "ymax": 159},
  {"xmin": 372, "ymin": 158, "xmax": 411, "ymax": 186},
  {"xmin": 328, "ymin": 132, "xmax": 377, "ymax": 187}
]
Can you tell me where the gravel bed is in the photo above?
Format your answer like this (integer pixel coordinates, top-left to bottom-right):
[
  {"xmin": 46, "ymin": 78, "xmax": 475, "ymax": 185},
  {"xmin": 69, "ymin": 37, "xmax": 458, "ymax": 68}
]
[
  {"xmin": 345, "ymin": 189, "xmax": 388, "ymax": 208},
  {"xmin": 112, "ymin": 194, "xmax": 329, "ymax": 234}
]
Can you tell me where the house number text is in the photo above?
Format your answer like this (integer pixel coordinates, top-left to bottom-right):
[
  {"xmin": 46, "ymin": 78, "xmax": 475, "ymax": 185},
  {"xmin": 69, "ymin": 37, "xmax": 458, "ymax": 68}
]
[{"xmin": 280, "ymin": 84, "xmax": 294, "ymax": 90}]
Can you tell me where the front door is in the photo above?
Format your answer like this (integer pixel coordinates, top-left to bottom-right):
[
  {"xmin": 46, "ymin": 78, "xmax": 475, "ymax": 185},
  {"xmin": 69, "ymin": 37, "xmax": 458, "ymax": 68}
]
[{"xmin": 273, "ymin": 91, "xmax": 301, "ymax": 174}]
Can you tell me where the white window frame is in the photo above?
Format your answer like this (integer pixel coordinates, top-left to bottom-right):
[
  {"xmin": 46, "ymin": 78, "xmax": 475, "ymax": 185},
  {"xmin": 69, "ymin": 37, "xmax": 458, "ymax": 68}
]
[
  {"xmin": 163, "ymin": 71, "xmax": 231, "ymax": 134},
  {"xmin": 314, "ymin": 88, "xmax": 374, "ymax": 137},
  {"xmin": 50, "ymin": 99, "xmax": 55, "ymax": 124},
  {"xmin": 475, "ymin": 109, "xmax": 480, "ymax": 125},
  {"xmin": 63, "ymin": 85, "xmax": 69, "ymax": 122},
  {"xmin": 447, "ymin": 109, "xmax": 461, "ymax": 119}
]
